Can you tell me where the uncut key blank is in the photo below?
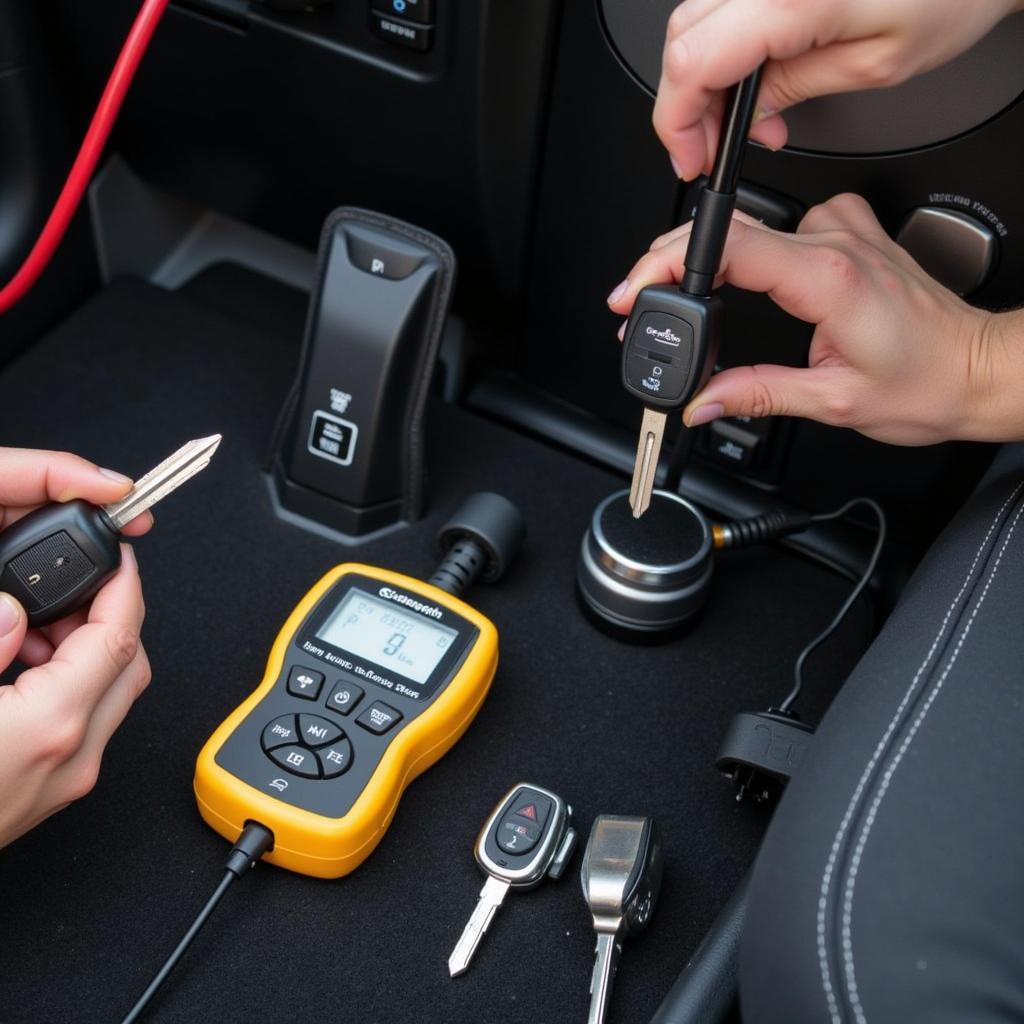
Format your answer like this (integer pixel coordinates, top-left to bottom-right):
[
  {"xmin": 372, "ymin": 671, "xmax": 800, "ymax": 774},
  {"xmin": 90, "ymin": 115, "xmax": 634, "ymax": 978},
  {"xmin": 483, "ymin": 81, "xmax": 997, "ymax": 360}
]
[
  {"xmin": 448, "ymin": 783, "xmax": 577, "ymax": 977},
  {"xmin": 0, "ymin": 434, "xmax": 222, "ymax": 627}
]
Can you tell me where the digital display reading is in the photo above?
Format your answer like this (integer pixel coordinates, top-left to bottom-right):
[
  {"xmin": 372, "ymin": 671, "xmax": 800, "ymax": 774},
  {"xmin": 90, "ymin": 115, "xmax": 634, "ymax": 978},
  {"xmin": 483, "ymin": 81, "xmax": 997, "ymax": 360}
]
[{"xmin": 315, "ymin": 589, "xmax": 458, "ymax": 685}]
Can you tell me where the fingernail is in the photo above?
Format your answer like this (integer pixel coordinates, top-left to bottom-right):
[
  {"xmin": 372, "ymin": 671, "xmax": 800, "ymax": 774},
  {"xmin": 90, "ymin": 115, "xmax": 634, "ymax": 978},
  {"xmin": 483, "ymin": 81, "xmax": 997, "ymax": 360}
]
[
  {"xmin": 753, "ymin": 104, "xmax": 777, "ymax": 124},
  {"xmin": 617, "ymin": 321, "xmax": 628, "ymax": 342},
  {"xmin": 0, "ymin": 593, "xmax": 22, "ymax": 636},
  {"xmin": 122, "ymin": 544, "xmax": 138, "ymax": 571},
  {"xmin": 607, "ymin": 280, "xmax": 629, "ymax": 305},
  {"xmin": 670, "ymin": 154, "xmax": 683, "ymax": 178},
  {"xmin": 686, "ymin": 402, "xmax": 725, "ymax": 428},
  {"xmin": 100, "ymin": 467, "xmax": 132, "ymax": 485}
]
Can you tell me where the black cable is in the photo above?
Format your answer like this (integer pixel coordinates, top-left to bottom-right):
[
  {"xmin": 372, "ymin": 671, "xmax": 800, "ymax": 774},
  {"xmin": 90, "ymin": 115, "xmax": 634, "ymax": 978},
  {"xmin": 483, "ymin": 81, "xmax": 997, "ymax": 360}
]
[
  {"xmin": 778, "ymin": 498, "xmax": 887, "ymax": 714},
  {"xmin": 709, "ymin": 68, "xmax": 764, "ymax": 195},
  {"xmin": 118, "ymin": 821, "xmax": 275, "ymax": 1024}
]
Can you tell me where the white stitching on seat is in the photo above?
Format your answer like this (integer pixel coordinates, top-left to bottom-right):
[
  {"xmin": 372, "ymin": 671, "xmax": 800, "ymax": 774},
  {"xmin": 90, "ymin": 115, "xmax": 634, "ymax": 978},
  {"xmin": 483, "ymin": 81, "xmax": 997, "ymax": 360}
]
[
  {"xmin": 841, "ymin": 497, "xmax": 1024, "ymax": 1023},
  {"xmin": 815, "ymin": 481, "xmax": 1023, "ymax": 1024}
]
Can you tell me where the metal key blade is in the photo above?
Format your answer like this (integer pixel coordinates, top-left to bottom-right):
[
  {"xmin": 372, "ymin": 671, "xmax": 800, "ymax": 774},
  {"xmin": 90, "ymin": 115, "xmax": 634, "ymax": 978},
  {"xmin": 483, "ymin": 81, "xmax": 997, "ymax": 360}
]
[
  {"xmin": 103, "ymin": 434, "xmax": 222, "ymax": 530},
  {"xmin": 588, "ymin": 932, "xmax": 621, "ymax": 1024},
  {"xmin": 628, "ymin": 408, "xmax": 666, "ymax": 519},
  {"xmin": 448, "ymin": 874, "xmax": 510, "ymax": 977}
]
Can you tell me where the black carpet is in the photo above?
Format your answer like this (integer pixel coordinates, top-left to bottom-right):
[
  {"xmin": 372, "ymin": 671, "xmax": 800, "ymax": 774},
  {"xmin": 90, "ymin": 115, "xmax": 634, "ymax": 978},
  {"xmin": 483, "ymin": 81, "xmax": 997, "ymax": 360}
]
[{"xmin": 0, "ymin": 269, "xmax": 871, "ymax": 1024}]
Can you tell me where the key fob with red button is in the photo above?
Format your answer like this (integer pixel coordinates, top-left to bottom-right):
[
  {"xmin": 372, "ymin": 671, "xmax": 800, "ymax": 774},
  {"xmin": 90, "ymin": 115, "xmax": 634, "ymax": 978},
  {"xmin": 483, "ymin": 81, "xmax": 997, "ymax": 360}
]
[
  {"xmin": 475, "ymin": 782, "xmax": 578, "ymax": 885},
  {"xmin": 621, "ymin": 285, "xmax": 721, "ymax": 412}
]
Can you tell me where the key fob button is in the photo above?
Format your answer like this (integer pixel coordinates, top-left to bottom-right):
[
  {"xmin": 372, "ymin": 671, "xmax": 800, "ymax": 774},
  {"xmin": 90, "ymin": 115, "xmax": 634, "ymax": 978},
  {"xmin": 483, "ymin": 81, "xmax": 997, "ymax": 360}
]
[
  {"xmin": 635, "ymin": 311, "xmax": 694, "ymax": 361},
  {"xmin": 287, "ymin": 666, "xmax": 325, "ymax": 700},
  {"xmin": 356, "ymin": 700, "xmax": 403, "ymax": 735},
  {"xmin": 319, "ymin": 738, "xmax": 354, "ymax": 778},
  {"xmin": 268, "ymin": 744, "xmax": 322, "ymax": 778},
  {"xmin": 512, "ymin": 792, "xmax": 553, "ymax": 829},
  {"xmin": 261, "ymin": 715, "xmax": 300, "ymax": 751},
  {"xmin": 298, "ymin": 714, "xmax": 343, "ymax": 748},
  {"xmin": 625, "ymin": 352, "xmax": 691, "ymax": 404},
  {"xmin": 325, "ymin": 679, "xmax": 365, "ymax": 715},
  {"xmin": 496, "ymin": 815, "xmax": 541, "ymax": 855}
]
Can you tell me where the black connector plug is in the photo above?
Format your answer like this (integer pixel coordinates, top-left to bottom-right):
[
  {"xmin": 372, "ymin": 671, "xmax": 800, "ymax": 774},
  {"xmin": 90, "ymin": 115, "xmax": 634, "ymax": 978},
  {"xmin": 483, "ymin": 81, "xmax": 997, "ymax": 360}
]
[
  {"xmin": 225, "ymin": 820, "xmax": 275, "ymax": 877},
  {"xmin": 716, "ymin": 709, "xmax": 814, "ymax": 803}
]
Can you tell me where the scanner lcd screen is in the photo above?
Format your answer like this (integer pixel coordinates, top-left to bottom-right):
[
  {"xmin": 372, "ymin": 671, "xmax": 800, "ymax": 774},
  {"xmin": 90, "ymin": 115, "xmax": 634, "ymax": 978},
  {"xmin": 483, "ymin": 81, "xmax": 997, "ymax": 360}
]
[{"xmin": 316, "ymin": 589, "xmax": 458, "ymax": 685}]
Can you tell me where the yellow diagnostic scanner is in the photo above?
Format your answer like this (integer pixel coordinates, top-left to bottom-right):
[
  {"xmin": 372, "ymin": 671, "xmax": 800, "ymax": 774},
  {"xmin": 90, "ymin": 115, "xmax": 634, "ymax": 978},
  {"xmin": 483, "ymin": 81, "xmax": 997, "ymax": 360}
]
[{"xmin": 195, "ymin": 493, "xmax": 524, "ymax": 879}]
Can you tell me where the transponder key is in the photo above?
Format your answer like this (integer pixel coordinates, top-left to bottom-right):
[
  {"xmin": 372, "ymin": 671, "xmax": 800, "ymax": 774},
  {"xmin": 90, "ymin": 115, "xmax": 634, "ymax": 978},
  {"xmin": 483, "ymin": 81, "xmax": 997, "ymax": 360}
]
[{"xmin": 448, "ymin": 782, "xmax": 578, "ymax": 977}]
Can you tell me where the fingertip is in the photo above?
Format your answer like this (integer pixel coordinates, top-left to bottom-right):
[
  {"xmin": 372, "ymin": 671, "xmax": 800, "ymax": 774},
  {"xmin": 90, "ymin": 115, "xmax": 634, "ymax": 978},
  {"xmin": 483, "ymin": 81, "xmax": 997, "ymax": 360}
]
[
  {"xmin": 119, "ymin": 510, "xmax": 153, "ymax": 538},
  {"xmin": 120, "ymin": 543, "xmax": 138, "ymax": 573},
  {"xmin": 750, "ymin": 114, "xmax": 788, "ymax": 153},
  {"xmin": 683, "ymin": 401, "xmax": 725, "ymax": 429},
  {"xmin": 0, "ymin": 592, "xmax": 23, "ymax": 637},
  {"xmin": 617, "ymin": 321, "xmax": 627, "ymax": 342}
]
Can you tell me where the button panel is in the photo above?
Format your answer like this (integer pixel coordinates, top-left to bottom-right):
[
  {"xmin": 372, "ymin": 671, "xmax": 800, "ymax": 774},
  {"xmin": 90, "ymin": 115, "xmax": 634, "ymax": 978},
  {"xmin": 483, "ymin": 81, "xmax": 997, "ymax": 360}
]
[
  {"xmin": 624, "ymin": 312, "xmax": 695, "ymax": 404},
  {"xmin": 356, "ymin": 700, "xmax": 404, "ymax": 735},
  {"xmin": 287, "ymin": 665, "xmax": 325, "ymax": 701},
  {"xmin": 263, "ymin": 714, "xmax": 352, "ymax": 780}
]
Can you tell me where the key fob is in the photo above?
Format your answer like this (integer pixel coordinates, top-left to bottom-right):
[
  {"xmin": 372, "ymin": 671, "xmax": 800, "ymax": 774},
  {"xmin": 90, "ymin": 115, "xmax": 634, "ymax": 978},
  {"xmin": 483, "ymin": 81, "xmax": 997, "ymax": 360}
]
[
  {"xmin": 0, "ymin": 500, "xmax": 122, "ymax": 627},
  {"xmin": 475, "ymin": 783, "xmax": 578, "ymax": 887},
  {"xmin": 621, "ymin": 285, "xmax": 722, "ymax": 411}
]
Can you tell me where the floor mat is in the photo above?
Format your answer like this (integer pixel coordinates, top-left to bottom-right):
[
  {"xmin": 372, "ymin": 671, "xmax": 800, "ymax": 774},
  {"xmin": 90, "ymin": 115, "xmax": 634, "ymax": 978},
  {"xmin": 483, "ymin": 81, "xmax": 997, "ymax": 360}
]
[{"xmin": 0, "ymin": 269, "xmax": 870, "ymax": 1024}]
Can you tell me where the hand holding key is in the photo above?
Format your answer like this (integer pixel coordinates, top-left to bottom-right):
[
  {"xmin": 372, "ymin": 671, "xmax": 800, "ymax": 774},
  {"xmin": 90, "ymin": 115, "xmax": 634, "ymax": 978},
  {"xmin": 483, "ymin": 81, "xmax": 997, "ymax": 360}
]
[
  {"xmin": 0, "ymin": 435, "xmax": 220, "ymax": 627},
  {"xmin": 0, "ymin": 447, "xmax": 154, "ymax": 848},
  {"xmin": 581, "ymin": 815, "xmax": 663, "ymax": 1024}
]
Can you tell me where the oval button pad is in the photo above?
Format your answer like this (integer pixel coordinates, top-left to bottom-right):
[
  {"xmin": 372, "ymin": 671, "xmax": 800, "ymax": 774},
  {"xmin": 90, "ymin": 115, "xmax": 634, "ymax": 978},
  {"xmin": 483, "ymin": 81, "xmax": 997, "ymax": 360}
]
[{"xmin": 262, "ymin": 714, "xmax": 352, "ymax": 780}]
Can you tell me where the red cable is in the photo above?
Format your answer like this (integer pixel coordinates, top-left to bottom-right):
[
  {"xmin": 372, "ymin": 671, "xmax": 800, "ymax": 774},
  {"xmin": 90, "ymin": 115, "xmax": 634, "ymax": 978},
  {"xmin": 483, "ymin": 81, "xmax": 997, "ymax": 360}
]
[{"xmin": 0, "ymin": 0, "xmax": 171, "ymax": 315}]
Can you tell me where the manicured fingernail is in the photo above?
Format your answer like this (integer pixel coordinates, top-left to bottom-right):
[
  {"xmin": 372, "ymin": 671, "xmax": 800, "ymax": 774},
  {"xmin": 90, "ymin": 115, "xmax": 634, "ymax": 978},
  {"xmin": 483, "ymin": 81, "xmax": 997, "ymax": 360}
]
[
  {"xmin": 670, "ymin": 154, "xmax": 683, "ymax": 178},
  {"xmin": 100, "ymin": 467, "xmax": 132, "ymax": 485},
  {"xmin": 0, "ymin": 593, "xmax": 22, "ymax": 636},
  {"xmin": 686, "ymin": 402, "xmax": 725, "ymax": 428},
  {"xmin": 617, "ymin": 321, "xmax": 628, "ymax": 342},
  {"xmin": 607, "ymin": 280, "xmax": 629, "ymax": 305}
]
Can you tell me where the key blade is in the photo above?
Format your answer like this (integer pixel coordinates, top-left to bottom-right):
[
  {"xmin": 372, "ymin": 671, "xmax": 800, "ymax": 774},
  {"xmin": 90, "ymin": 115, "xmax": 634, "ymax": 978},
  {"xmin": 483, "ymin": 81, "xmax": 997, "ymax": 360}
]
[
  {"xmin": 628, "ymin": 408, "xmax": 666, "ymax": 519},
  {"xmin": 103, "ymin": 434, "xmax": 222, "ymax": 530},
  {"xmin": 588, "ymin": 932, "xmax": 621, "ymax": 1024},
  {"xmin": 448, "ymin": 874, "xmax": 509, "ymax": 977}
]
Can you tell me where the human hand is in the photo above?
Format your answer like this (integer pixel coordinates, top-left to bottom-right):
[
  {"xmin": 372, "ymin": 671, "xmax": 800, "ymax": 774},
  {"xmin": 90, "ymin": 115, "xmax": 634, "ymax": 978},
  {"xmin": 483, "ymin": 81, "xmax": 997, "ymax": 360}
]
[
  {"xmin": 655, "ymin": 0, "xmax": 1024, "ymax": 180},
  {"xmin": 0, "ymin": 449, "xmax": 152, "ymax": 848},
  {"xmin": 609, "ymin": 193, "xmax": 1021, "ymax": 446}
]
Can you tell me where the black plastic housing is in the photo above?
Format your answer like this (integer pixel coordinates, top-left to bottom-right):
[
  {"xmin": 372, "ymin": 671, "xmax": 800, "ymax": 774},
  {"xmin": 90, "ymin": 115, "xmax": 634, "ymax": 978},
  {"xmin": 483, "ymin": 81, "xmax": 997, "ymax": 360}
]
[
  {"xmin": 621, "ymin": 286, "xmax": 722, "ymax": 412},
  {"xmin": 271, "ymin": 207, "xmax": 455, "ymax": 537},
  {"xmin": 0, "ymin": 499, "xmax": 121, "ymax": 626}
]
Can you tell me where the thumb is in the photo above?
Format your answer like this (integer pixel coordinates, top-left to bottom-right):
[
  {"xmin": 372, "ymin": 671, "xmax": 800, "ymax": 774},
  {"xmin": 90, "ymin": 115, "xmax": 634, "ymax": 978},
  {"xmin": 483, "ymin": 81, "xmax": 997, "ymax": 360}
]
[
  {"xmin": 0, "ymin": 593, "xmax": 28, "ymax": 671},
  {"xmin": 683, "ymin": 363, "xmax": 844, "ymax": 428}
]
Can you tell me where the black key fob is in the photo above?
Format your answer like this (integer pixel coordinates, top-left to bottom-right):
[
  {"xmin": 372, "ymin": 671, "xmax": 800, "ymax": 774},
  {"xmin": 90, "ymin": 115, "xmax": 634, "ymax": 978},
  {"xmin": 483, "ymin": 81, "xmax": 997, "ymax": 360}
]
[
  {"xmin": 621, "ymin": 285, "xmax": 722, "ymax": 411},
  {"xmin": 0, "ymin": 500, "xmax": 122, "ymax": 627}
]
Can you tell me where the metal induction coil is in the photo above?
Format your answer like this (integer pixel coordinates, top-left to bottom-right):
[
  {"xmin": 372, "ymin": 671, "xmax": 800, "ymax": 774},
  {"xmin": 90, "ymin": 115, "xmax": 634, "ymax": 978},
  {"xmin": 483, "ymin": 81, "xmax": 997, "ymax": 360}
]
[{"xmin": 577, "ymin": 489, "xmax": 713, "ymax": 638}]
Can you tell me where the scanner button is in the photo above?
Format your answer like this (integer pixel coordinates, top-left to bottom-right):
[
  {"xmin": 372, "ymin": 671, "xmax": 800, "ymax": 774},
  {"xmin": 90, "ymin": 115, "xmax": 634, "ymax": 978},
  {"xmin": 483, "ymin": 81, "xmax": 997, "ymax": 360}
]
[
  {"xmin": 268, "ymin": 744, "xmax": 321, "ymax": 778},
  {"xmin": 356, "ymin": 700, "xmax": 404, "ymax": 735},
  {"xmin": 298, "ymin": 714, "xmax": 343, "ymax": 748},
  {"xmin": 320, "ymin": 739, "xmax": 354, "ymax": 778},
  {"xmin": 261, "ymin": 715, "xmax": 300, "ymax": 751},
  {"xmin": 287, "ymin": 666, "xmax": 324, "ymax": 701},
  {"xmin": 325, "ymin": 680, "xmax": 365, "ymax": 716}
]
